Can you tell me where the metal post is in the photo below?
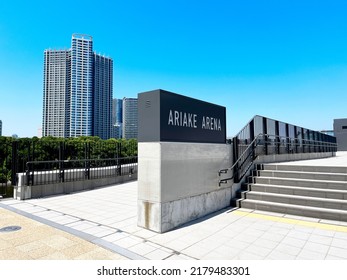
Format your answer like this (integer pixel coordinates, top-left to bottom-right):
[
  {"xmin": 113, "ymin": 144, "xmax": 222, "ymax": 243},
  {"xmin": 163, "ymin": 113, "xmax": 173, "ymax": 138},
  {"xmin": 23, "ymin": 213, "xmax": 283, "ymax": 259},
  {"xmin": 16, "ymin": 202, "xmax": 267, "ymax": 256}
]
[
  {"xmin": 249, "ymin": 119, "xmax": 255, "ymax": 160},
  {"xmin": 275, "ymin": 121, "xmax": 280, "ymax": 154},
  {"xmin": 117, "ymin": 142, "xmax": 122, "ymax": 176},
  {"xmin": 26, "ymin": 162, "xmax": 30, "ymax": 186},
  {"xmin": 294, "ymin": 126, "xmax": 298, "ymax": 153},
  {"xmin": 285, "ymin": 123, "xmax": 289, "ymax": 153},
  {"xmin": 301, "ymin": 128, "xmax": 305, "ymax": 153},
  {"xmin": 262, "ymin": 117, "xmax": 268, "ymax": 155},
  {"xmin": 11, "ymin": 141, "xmax": 18, "ymax": 186},
  {"xmin": 85, "ymin": 142, "xmax": 90, "ymax": 180},
  {"xmin": 59, "ymin": 142, "xmax": 65, "ymax": 182},
  {"xmin": 232, "ymin": 136, "xmax": 239, "ymax": 183}
]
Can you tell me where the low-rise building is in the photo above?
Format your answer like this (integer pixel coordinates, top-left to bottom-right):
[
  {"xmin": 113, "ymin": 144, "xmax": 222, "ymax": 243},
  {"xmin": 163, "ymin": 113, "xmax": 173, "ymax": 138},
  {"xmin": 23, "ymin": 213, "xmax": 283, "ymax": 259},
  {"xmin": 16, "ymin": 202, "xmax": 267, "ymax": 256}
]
[{"xmin": 334, "ymin": 118, "xmax": 347, "ymax": 151}]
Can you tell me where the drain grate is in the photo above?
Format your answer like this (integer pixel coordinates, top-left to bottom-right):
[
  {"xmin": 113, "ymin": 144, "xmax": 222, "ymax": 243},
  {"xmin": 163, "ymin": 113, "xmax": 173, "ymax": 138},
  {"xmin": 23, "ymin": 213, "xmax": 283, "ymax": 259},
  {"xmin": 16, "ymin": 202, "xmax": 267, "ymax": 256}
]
[{"xmin": 0, "ymin": 226, "xmax": 22, "ymax": 233}]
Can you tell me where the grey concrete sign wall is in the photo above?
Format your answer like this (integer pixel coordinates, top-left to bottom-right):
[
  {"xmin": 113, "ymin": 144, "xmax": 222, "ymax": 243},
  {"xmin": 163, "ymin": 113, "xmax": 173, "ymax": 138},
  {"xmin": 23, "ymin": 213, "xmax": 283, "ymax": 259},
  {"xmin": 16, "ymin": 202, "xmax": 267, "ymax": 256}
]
[
  {"xmin": 138, "ymin": 89, "xmax": 226, "ymax": 144},
  {"xmin": 137, "ymin": 89, "xmax": 231, "ymax": 232}
]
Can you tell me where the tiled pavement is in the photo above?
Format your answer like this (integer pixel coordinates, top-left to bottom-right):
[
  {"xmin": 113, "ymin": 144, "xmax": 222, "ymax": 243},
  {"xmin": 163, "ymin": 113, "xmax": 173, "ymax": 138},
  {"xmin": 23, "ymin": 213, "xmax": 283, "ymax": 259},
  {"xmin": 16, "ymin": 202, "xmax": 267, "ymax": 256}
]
[
  {"xmin": 0, "ymin": 207, "xmax": 127, "ymax": 260},
  {"xmin": 2, "ymin": 181, "xmax": 347, "ymax": 260},
  {"xmin": 1, "ymin": 152, "xmax": 347, "ymax": 260}
]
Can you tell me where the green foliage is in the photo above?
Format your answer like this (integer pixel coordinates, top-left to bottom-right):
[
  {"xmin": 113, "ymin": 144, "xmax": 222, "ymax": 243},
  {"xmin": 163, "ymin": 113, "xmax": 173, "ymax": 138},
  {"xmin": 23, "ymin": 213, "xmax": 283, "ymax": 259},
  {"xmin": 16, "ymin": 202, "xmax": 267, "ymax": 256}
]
[
  {"xmin": 0, "ymin": 161, "xmax": 10, "ymax": 183},
  {"xmin": 0, "ymin": 137, "xmax": 13, "ymax": 182},
  {"xmin": 0, "ymin": 136, "xmax": 138, "ymax": 177}
]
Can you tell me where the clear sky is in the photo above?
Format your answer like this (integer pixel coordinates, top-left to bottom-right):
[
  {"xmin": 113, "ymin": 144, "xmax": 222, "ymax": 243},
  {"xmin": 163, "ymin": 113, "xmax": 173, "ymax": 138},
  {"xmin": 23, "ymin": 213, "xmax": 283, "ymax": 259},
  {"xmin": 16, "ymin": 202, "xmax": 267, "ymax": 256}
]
[{"xmin": 0, "ymin": 0, "xmax": 346, "ymax": 138}]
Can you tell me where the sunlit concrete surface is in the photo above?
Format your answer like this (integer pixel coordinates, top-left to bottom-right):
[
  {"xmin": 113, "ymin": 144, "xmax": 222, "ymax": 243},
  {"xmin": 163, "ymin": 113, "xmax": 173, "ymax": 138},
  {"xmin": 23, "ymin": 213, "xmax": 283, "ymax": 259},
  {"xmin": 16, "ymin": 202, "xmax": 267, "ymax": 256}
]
[
  {"xmin": 1, "ymin": 152, "xmax": 347, "ymax": 260},
  {"xmin": 0, "ymin": 208, "xmax": 127, "ymax": 260},
  {"xmin": 274, "ymin": 152, "xmax": 347, "ymax": 166}
]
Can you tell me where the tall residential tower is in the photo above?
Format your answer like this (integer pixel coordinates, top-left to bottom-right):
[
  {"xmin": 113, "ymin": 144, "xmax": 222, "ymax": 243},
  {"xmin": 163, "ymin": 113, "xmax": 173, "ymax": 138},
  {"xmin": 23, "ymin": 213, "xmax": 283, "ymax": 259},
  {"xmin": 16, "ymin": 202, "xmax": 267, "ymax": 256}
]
[
  {"xmin": 94, "ymin": 53, "xmax": 113, "ymax": 140},
  {"xmin": 69, "ymin": 34, "xmax": 94, "ymax": 137},
  {"xmin": 42, "ymin": 50, "xmax": 70, "ymax": 137},
  {"xmin": 112, "ymin": 98, "xmax": 123, "ymax": 138},
  {"xmin": 42, "ymin": 34, "xmax": 113, "ymax": 139},
  {"xmin": 122, "ymin": 97, "xmax": 138, "ymax": 139}
]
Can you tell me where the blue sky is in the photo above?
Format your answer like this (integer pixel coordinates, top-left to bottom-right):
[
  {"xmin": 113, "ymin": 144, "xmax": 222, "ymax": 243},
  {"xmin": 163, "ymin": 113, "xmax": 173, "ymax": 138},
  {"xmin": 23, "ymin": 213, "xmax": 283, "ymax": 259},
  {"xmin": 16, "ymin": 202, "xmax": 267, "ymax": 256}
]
[{"xmin": 0, "ymin": 0, "xmax": 346, "ymax": 137}]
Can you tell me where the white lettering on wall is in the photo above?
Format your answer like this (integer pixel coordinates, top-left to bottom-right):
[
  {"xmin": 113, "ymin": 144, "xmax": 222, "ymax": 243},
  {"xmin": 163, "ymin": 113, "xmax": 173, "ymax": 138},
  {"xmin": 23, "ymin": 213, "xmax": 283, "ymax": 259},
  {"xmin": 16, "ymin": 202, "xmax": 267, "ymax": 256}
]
[
  {"xmin": 168, "ymin": 110, "xmax": 174, "ymax": 125},
  {"xmin": 168, "ymin": 110, "xmax": 221, "ymax": 131},
  {"xmin": 202, "ymin": 116, "xmax": 222, "ymax": 131},
  {"xmin": 168, "ymin": 110, "xmax": 198, "ymax": 128},
  {"xmin": 174, "ymin": 111, "xmax": 179, "ymax": 126}
]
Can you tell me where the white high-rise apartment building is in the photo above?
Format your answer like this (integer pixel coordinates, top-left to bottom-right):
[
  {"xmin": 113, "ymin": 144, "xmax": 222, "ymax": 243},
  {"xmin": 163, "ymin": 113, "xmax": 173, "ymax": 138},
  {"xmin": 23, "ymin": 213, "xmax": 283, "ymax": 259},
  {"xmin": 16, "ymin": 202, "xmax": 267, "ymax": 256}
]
[
  {"xmin": 42, "ymin": 34, "xmax": 113, "ymax": 139},
  {"xmin": 42, "ymin": 50, "xmax": 70, "ymax": 137},
  {"xmin": 122, "ymin": 97, "xmax": 138, "ymax": 139},
  {"xmin": 69, "ymin": 34, "xmax": 94, "ymax": 137}
]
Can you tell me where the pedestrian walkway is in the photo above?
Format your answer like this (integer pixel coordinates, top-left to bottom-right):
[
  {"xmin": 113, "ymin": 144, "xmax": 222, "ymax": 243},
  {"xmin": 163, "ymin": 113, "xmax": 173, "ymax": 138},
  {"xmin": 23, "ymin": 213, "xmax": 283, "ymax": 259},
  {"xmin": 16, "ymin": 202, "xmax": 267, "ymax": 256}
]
[
  {"xmin": 1, "ymin": 152, "xmax": 347, "ymax": 260},
  {"xmin": 0, "ymin": 207, "xmax": 127, "ymax": 260},
  {"xmin": 274, "ymin": 151, "xmax": 347, "ymax": 166}
]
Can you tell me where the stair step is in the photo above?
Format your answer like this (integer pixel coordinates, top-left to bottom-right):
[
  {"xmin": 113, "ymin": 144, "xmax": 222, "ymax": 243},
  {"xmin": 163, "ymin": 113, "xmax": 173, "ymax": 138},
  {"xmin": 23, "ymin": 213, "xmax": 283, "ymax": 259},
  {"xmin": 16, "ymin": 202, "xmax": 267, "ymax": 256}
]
[
  {"xmin": 243, "ymin": 191, "xmax": 347, "ymax": 210},
  {"xmin": 235, "ymin": 164, "xmax": 347, "ymax": 222},
  {"xmin": 239, "ymin": 199, "xmax": 347, "ymax": 222},
  {"xmin": 256, "ymin": 170, "xmax": 347, "ymax": 182},
  {"xmin": 261, "ymin": 164, "xmax": 347, "ymax": 174},
  {"xmin": 252, "ymin": 176, "xmax": 347, "ymax": 190},
  {"xmin": 244, "ymin": 183, "xmax": 347, "ymax": 200}
]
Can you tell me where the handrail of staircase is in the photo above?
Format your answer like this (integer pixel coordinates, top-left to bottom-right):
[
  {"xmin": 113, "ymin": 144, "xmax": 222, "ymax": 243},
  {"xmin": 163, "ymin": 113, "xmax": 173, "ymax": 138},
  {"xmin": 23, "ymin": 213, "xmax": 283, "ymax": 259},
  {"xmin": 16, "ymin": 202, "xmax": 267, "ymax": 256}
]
[
  {"xmin": 218, "ymin": 133, "xmax": 264, "ymax": 185},
  {"xmin": 218, "ymin": 132, "xmax": 338, "ymax": 186}
]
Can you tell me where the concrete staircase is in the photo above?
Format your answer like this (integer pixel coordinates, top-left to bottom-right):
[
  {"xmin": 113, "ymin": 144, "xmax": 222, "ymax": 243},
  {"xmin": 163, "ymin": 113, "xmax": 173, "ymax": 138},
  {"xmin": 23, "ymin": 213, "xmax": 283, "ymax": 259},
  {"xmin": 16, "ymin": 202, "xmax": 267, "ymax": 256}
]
[{"xmin": 233, "ymin": 164, "xmax": 347, "ymax": 221}]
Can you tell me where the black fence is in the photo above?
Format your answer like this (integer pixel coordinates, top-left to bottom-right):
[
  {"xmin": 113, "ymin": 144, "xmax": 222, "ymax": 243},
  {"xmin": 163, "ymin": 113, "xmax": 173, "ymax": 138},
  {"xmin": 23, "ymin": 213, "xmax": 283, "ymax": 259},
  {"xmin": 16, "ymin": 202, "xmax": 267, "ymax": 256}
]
[
  {"xmin": 219, "ymin": 115, "xmax": 337, "ymax": 185},
  {"xmin": 0, "ymin": 137, "xmax": 137, "ymax": 196},
  {"xmin": 0, "ymin": 137, "xmax": 14, "ymax": 197},
  {"xmin": 25, "ymin": 157, "xmax": 137, "ymax": 186},
  {"xmin": 236, "ymin": 115, "xmax": 336, "ymax": 157}
]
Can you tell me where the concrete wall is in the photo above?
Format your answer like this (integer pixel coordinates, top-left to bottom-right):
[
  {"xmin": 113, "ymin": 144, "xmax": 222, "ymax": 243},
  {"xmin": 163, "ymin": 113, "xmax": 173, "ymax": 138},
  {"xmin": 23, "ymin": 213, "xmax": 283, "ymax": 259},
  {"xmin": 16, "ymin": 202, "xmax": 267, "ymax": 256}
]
[
  {"xmin": 334, "ymin": 118, "xmax": 347, "ymax": 151},
  {"xmin": 14, "ymin": 173, "xmax": 137, "ymax": 200},
  {"xmin": 138, "ymin": 142, "xmax": 232, "ymax": 233},
  {"xmin": 16, "ymin": 164, "xmax": 137, "ymax": 187},
  {"xmin": 137, "ymin": 140, "xmax": 335, "ymax": 233}
]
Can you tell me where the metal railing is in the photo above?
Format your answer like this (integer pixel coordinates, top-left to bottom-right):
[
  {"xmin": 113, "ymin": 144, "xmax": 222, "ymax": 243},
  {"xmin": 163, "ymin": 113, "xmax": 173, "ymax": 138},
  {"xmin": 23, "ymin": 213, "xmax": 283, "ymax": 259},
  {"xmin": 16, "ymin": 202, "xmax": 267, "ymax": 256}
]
[
  {"xmin": 25, "ymin": 156, "xmax": 137, "ymax": 186},
  {"xmin": 0, "ymin": 137, "xmax": 137, "ymax": 188},
  {"xmin": 219, "ymin": 134, "xmax": 263, "ymax": 185},
  {"xmin": 218, "ymin": 115, "xmax": 337, "ymax": 186}
]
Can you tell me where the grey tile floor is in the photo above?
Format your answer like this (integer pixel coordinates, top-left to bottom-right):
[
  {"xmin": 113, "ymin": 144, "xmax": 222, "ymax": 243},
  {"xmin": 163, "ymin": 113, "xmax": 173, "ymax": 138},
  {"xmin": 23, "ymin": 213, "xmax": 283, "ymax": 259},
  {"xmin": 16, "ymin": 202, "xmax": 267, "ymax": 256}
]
[{"xmin": 2, "ymin": 179, "xmax": 347, "ymax": 260}]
